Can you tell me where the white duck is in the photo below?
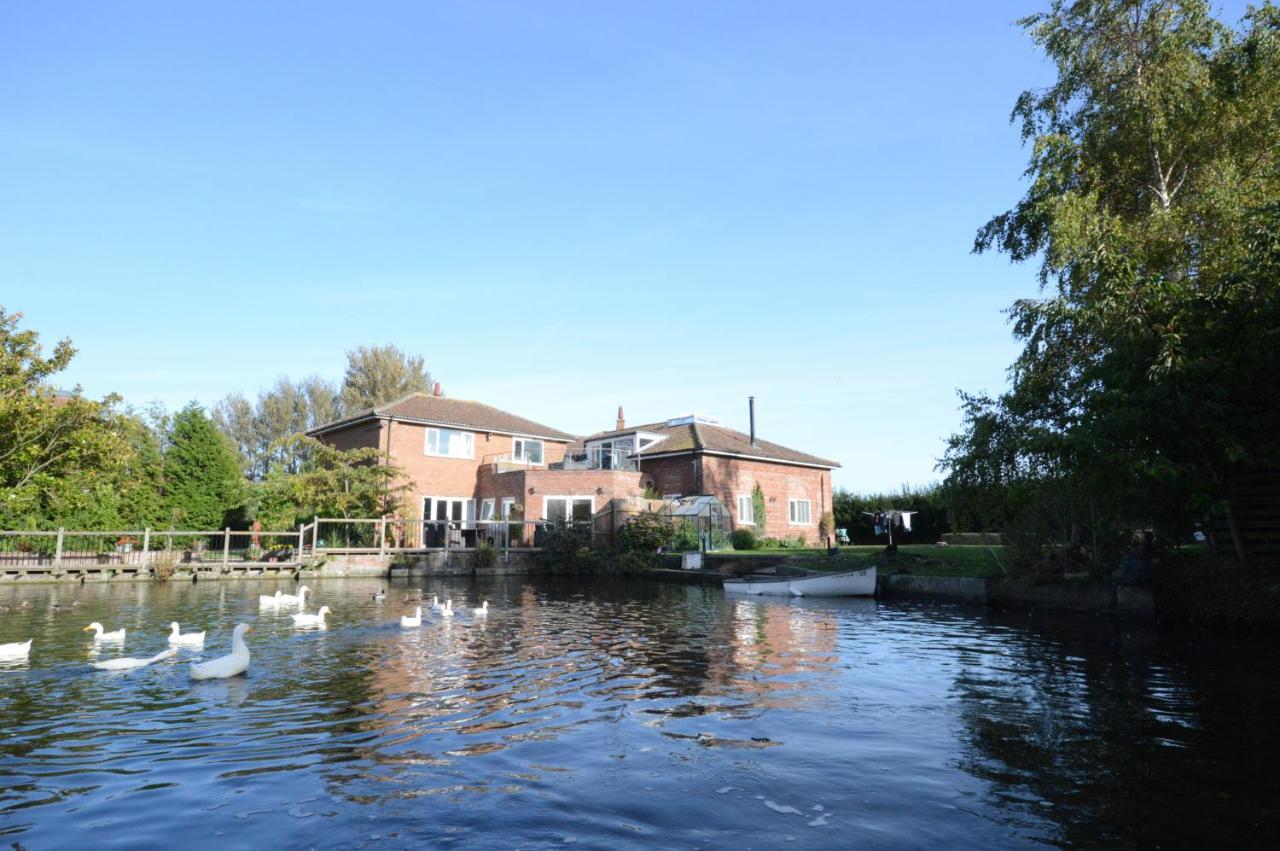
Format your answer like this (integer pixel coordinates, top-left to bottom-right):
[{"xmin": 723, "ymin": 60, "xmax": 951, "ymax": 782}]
[
  {"xmin": 0, "ymin": 639, "xmax": 32, "ymax": 661},
  {"xmin": 84, "ymin": 622, "xmax": 126, "ymax": 642},
  {"xmin": 290, "ymin": 605, "xmax": 330, "ymax": 627},
  {"xmin": 167, "ymin": 622, "xmax": 205, "ymax": 646},
  {"xmin": 277, "ymin": 586, "xmax": 310, "ymax": 607},
  {"xmin": 429, "ymin": 595, "xmax": 442, "ymax": 612},
  {"xmin": 472, "ymin": 601, "xmax": 489, "ymax": 618},
  {"xmin": 92, "ymin": 647, "xmax": 177, "ymax": 671},
  {"xmin": 440, "ymin": 600, "xmax": 454, "ymax": 619},
  {"xmin": 189, "ymin": 624, "xmax": 252, "ymax": 680},
  {"xmin": 400, "ymin": 607, "xmax": 422, "ymax": 628},
  {"xmin": 259, "ymin": 589, "xmax": 284, "ymax": 608}
]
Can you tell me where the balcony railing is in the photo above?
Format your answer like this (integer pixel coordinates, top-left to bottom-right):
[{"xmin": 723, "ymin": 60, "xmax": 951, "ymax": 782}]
[{"xmin": 552, "ymin": 447, "xmax": 639, "ymax": 472}]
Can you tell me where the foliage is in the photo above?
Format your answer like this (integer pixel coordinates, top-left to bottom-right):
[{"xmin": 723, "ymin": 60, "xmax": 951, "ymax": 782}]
[
  {"xmin": 256, "ymin": 435, "xmax": 409, "ymax": 528},
  {"xmin": 162, "ymin": 404, "xmax": 246, "ymax": 530},
  {"xmin": 537, "ymin": 521, "xmax": 597, "ymax": 571},
  {"xmin": 669, "ymin": 519, "xmax": 701, "ymax": 552},
  {"xmin": 213, "ymin": 376, "xmax": 341, "ymax": 480},
  {"xmin": 833, "ymin": 484, "xmax": 950, "ymax": 544},
  {"xmin": 943, "ymin": 0, "xmax": 1280, "ymax": 568},
  {"xmin": 818, "ymin": 511, "xmax": 835, "ymax": 541},
  {"xmin": 617, "ymin": 512, "xmax": 674, "ymax": 553},
  {"xmin": 642, "ymin": 484, "xmax": 662, "ymax": 500},
  {"xmin": 339, "ymin": 344, "xmax": 432, "ymax": 411},
  {"xmin": 759, "ymin": 535, "xmax": 810, "ymax": 549},
  {"xmin": 474, "ymin": 539, "xmax": 497, "ymax": 568},
  {"xmin": 615, "ymin": 549, "xmax": 659, "ymax": 573},
  {"xmin": 1155, "ymin": 551, "xmax": 1280, "ymax": 627},
  {"xmin": 730, "ymin": 527, "xmax": 759, "ymax": 550},
  {"xmin": 751, "ymin": 484, "xmax": 767, "ymax": 536},
  {"xmin": 0, "ymin": 307, "xmax": 138, "ymax": 530}
]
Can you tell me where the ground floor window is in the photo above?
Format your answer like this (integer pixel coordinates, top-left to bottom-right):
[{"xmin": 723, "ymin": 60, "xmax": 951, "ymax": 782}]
[
  {"xmin": 501, "ymin": 497, "xmax": 518, "ymax": 520},
  {"xmin": 736, "ymin": 494, "xmax": 754, "ymax": 525},
  {"xmin": 480, "ymin": 499, "xmax": 495, "ymax": 521},
  {"xmin": 788, "ymin": 499, "xmax": 812, "ymax": 525},
  {"xmin": 544, "ymin": 496, "xmax": 593, "ymax": 524}
]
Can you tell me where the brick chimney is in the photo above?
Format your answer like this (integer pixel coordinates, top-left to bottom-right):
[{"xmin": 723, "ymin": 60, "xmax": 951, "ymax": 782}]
[
  {"xmin": 432, "ymin": 382, "xmax": 443, "ymax": 397},
  {"xmin": 616, "ymin": 405, "xmax": 625, "ymax": 431}
]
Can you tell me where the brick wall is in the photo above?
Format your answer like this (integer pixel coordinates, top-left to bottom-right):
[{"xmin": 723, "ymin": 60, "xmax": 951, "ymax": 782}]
[
  {"xmin": 482, "ymin": 469, "xmax": 646, "ymax": 519},
  {"xmin": 319, "ymin": 419, "xmax": 571, "ymax": 518},
  {"xmin": 702, "ymin": 455, "xmax": 833, "ymax": 543}
]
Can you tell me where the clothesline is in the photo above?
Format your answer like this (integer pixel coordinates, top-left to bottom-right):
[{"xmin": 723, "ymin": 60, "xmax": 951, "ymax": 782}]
[{"xmin": 862, "ymin": 509, "xmax": 916, "ymax": 543}]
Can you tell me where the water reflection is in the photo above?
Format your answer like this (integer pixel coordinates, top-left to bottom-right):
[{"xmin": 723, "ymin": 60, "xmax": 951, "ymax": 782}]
[{"xmin": 2, "ymin": 578, "xmax": 1279, "ymax": 848}]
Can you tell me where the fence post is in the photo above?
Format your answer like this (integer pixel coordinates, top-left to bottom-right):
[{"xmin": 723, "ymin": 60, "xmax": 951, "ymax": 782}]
[
  {"xmin": 142, "ymin": 527, "xmax": 151, "ymax": 569},
  {"xmin": 55, "ymin": 527, "xmax": 64, "ymax": 564},
  {"xmin": 312, "ymin": 516, "xmax": 319, "ymax": 552},
  {"xmin": 298, "ymin": 523, "xmax": 304, "ymax": 559},
  {"xmin": 379, "ymin": 517, "xmax": 387, "ymax": 557},
  {"xmin": 222, "ymin": 528, "xmax": 231, "ymax": 571}
]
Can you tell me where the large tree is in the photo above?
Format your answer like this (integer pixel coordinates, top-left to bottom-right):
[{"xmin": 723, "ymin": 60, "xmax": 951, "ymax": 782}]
[
  {"xmin": 162, "ymin": 404, "xmax": 245, "ymax": 529},
  {"xmin": 213, "ymin": 375, "xmax": 341, "ymax": 479},
  {"xmin": 0, "ymin": 307, "xmax": 133, "ymax": 529},
  {"xmin": 945, "ymin": 1, "xmax": 1280, "ymax": 566},
  {"xmin": 339, "ymin": 344, "xmax": 431, "ymax": 411}
]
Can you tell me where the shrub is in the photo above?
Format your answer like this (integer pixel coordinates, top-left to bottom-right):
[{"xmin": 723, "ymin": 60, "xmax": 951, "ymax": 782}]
[
  {"xmin": 669, "ymin": 519, "xmax": 701, "ymax": 552},
  {"xmin": 151, "ymin": 553, "xmax": 176, "ymax": 581},
  {"xmin": 474, "ymin": 539, "xmax": 497, "ymax": 568},
  {"xmin": 730, "ymin": 527, "xmax": 758, "ymax": 550},
  {"xmin": 618, "ymin": 513, "xmax": 674, "ymax": 553},
  {"xmin": 616, "ymin": 550, "xmax": 657, "ymax": 574}
]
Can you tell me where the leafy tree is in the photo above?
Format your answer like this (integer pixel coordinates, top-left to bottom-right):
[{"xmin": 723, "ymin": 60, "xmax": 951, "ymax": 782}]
[
  {"xmin": 214, "ymin": 375, "xmax": 341, "ymax": 479},
  {"xmin": 162, "ymin": 404, "xmax": 245, "ymax": 529},
  {"xmin": 0, "ymin": 307, "xmax": 132, "ymax": 529},
  {"xmin": 339, "ymin": 344, "xmax": 432, "ymax": 411},
  {"xmin": 945, "ymin": 1, "xmax": 1280, "ymax": 566},
  {"xmin": 261, "ymin": 434, "xmax": 408, "ymax": 525}
]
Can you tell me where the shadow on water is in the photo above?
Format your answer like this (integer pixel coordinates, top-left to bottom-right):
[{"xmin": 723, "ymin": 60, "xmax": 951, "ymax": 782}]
[{"xmin": 2, "ymin": 576, "xmax": 1278, "ymax": 848}]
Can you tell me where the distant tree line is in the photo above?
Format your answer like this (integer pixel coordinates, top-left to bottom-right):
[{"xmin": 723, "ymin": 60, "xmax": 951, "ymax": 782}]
[{"xmin": 0, "ymin": 307, "xmax": 423, "ymax": 533}]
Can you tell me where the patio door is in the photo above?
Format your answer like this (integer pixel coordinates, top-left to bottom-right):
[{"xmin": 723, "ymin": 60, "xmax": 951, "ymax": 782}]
[
  {"xmin": 424, "ymin": 497, "xmax": 476, "ymax": 529},
  {"xmin": 545, "ymin": 496, "xmax": 593, "ymax": 525}
]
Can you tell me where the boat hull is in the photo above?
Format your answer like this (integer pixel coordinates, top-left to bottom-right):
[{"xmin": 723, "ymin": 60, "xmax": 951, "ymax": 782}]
[{"xmin": 723, "ymin": 565, "xmax": 876, "ymax": 597}]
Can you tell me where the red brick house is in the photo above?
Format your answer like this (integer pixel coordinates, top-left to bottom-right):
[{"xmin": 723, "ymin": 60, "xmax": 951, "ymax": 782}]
[
  {"xmin": 309, "ymin": 387, "xmax": 839, "ymax": 545},
  {"xmin": 580, "ymin": 410, "xmax": 839, "ymax": 542}
]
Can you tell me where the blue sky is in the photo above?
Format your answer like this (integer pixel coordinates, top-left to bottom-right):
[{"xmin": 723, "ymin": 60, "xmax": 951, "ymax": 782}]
[{"xmin": 1, "ymin": 2, "xmax": 1252, "ymax": 491}]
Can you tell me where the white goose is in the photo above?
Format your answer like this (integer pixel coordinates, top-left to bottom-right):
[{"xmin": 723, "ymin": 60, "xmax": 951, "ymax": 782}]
[
  {"xmin": 258, "ymin": 590, "xmax": 284, "ymax": 608},
  {"xmin": 0, "ymin": 639, "xmax": 32, "ymax": 661},
  {"xmin": 440, "ymin": 600, "xmax": 454, "ymax": 619},
  {"xmin": 400, "ymin": 607, "xmax": 422, "ymax": 628},
  {"xmin": 190, "ymin": 624, "xmax": 252, "ymax": 680},
  {"xmin": 92, "ymin": 647, "xmax": 177, "ymax": 672},
  {"xmin": 472, "ymin": 601, "xmax": 489, "ymax": 618},
  {"xmin": 168, "ymin": 622, "xmax": 205, "ymax": 646},
  {"xmin": 290, "ymin": 605, "xmax": 330, "ymax": 628},
  {"xmin": 429, "ymin": 595, "xmax": 442, "ymax": 612},
  {"xmin": 83, "ymin": 622, "xmax": 126, "ymax": 642},
  {"xmin": 277, "ymin": 586, "xmax": 310, "ymax": 607}
]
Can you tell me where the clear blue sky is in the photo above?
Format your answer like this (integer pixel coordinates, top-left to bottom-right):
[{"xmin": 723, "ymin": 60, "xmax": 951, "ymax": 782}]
[{"xmin": 1, "ymin": 2, "xmax": 1251, "ymax": 491}]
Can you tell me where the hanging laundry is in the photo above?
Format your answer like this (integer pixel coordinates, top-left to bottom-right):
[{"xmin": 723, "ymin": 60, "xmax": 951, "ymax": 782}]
[{"xmin": 902, "ymin": 513, "xmax": 913, "ymax": 532}]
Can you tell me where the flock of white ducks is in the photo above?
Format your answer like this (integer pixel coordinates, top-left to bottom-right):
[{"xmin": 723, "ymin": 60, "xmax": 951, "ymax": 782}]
[{"xmin": 1, "ymin": 587, "xmax": 494, "ymax": 678}]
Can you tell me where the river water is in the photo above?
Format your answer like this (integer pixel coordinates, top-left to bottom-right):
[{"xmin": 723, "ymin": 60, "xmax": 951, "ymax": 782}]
[{"xmin": 1, "ymin": 576, "xmax": 1277, "ymax": 849}]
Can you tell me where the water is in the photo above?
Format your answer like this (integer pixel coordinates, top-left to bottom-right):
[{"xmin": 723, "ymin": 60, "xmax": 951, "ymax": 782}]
[{"xmin": 2, "ymin": 576, "xmax": 1278, "ymax": 849}]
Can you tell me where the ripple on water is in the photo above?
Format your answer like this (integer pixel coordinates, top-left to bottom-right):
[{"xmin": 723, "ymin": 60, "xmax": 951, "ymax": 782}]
[{"xmin": 2, "ymin": 578, "xmax": 1279, "ymax": 848}]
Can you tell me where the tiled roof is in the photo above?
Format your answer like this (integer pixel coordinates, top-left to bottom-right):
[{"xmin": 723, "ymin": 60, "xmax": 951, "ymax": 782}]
[
  {"xmin": 308, "ymin": 393, "xmax": 576, "ymax": 441},
  {"xmin": 587, "ymin": 420, "xmax": 839, "ymax": 468}
]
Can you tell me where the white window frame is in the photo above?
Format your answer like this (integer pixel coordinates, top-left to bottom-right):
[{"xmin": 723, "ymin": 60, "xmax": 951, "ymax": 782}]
[
  {"xmin": 543, "ymin": 495, "xmax": 594, "ymax": 524},
  {"xmin": 424, "ymin": 427, "xmax": 475, "ymax": 459},
  {"xmin": 423, "ymin": 496, "xmax": 476, "ymax": 528},
  {"xmin": 736, "ymin": 494, "xmax": 754, "ymax": 525},
  {"xmin": 788, "ymin": 499, "xmax": 812, "ymax": 525},
  {"xmin": 512, "ymin": 437, "xmax": 545, "ymax": 466},
  {"xmin": 501, "ymin": 497, "xmax": 516, "ymax": 519},
  {"xmin": 480, "ymin": 498, "xmax": 496, "ymax": 521}
]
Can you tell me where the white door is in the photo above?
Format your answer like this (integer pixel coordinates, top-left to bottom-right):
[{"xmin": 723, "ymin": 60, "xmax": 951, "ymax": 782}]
[{"xmin": 424, "ymin": 497, "xmax": 476, "ymax": 529}]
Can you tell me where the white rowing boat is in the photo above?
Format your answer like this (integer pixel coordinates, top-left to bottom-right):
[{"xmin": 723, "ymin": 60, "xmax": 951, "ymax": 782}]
[{"xmin": 723, "ymin": 565, "xmax": 876, "ymax": 597}]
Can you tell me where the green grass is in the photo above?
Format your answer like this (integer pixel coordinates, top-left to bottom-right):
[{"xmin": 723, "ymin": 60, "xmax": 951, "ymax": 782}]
[{"xmin": 712, "ymin": 544, "xmax": 1009, "ymax": 579}]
